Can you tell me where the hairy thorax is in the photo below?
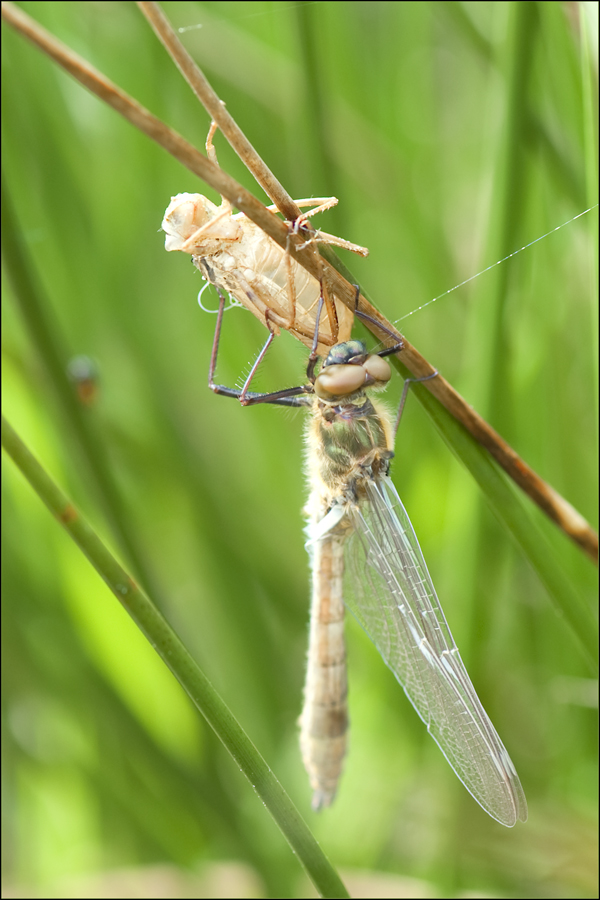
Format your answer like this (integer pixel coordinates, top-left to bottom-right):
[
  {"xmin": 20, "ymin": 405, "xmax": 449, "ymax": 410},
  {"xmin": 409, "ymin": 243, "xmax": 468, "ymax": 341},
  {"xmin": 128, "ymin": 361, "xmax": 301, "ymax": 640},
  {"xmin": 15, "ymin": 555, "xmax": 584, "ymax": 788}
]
[{"xmin": 305, "ymin": 395, "xmax": 394, "ymax": 517}]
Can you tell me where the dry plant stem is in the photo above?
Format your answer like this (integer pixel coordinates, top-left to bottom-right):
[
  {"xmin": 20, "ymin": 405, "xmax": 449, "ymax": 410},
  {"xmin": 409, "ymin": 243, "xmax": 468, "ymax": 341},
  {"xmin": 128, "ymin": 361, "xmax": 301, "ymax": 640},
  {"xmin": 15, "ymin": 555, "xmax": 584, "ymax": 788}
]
[
  {"xmin": 136, "ymin": 1, "xmax": 300, "ymax": 221},
  {"xmin": 136, "ymin": 1, "xmax": 331, "ymax": 327},
  {"xmin": 2, "ymin": 1, "xmax": 596, "ymax": 565},
  {"xmin": 401, "ymin": 354, "xmax": 598, "ymax": 564},
  {"xmin": 0, "ymin": 2, "xmax": 322, "ymax": 294}
]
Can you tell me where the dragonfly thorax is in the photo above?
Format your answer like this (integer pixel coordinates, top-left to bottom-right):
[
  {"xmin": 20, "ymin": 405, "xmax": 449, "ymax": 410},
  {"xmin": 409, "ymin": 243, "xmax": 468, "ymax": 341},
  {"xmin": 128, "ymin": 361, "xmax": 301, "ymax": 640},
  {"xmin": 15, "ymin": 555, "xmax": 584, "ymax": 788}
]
[{"xmin": 308, "ymin": 392, "xmax": 395, "ymax": 509}]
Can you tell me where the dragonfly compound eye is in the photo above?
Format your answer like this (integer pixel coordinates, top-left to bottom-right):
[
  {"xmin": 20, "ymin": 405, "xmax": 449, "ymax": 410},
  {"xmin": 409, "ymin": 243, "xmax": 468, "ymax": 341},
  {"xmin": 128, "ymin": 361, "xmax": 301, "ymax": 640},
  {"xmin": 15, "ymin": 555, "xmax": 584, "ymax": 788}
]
[
  {"xmin": 362, "ymin": 354, "xmax": 392, "ymax": 384},
  {"xmin": 323, "ymin": 340, "xmax": 367, "ymax": 368},
  {"xmin": 314, "ymin": 363, "xmax": 368, "ymax": 400}
]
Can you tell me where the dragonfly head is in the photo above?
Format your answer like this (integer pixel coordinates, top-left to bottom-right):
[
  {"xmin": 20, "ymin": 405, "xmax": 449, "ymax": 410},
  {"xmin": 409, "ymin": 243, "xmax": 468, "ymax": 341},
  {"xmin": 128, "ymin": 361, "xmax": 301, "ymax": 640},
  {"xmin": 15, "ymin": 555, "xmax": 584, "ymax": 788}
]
[{"xmin": 314, "ymin": 341, "xmax": 392, "ymax": 401}]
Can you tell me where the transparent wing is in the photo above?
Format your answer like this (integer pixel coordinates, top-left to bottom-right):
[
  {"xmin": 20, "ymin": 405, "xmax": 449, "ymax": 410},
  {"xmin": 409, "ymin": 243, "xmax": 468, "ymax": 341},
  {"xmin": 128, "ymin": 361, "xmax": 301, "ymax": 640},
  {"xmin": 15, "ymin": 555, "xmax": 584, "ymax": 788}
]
[{"xmin": 343, "ymin": 476, "xmax": 527, "ymax": 826}]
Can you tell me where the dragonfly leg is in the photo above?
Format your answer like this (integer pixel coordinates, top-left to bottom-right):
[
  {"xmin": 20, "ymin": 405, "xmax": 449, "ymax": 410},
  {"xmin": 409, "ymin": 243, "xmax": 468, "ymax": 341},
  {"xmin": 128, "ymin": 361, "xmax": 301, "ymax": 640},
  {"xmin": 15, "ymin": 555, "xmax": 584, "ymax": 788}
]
[
  {"xmin": 393, "ymin": 370, "xmax": 439, "ymax": 437},
  {"xmin": 208, "ymin": 289, "xmax": 226, "ymax": 387},
  {"xmin": 208, "ymin": 289, "xmax": 246, "ymax": 401},
  {"xmin": 351, "ymin": 285, "xmax": 404, "ymax": 358},
  {"xmin": 239, "ymin": 311, "xmax": 277, "ymax": 404},
  {"xmin": 208, "ymin": 289, "xmax": 312, "ymax": 407}
]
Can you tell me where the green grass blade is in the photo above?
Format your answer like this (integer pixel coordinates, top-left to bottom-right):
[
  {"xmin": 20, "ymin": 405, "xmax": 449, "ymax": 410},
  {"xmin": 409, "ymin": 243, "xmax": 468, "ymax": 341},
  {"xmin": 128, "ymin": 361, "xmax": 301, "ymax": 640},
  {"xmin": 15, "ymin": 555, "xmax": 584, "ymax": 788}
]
[
  {"xmin": 1, "ymin": 415, "xmax": 350, "ymax": 900},
  {"xmin": 1, "ymin": 171, "xmax": 165, "ymax": 605}
]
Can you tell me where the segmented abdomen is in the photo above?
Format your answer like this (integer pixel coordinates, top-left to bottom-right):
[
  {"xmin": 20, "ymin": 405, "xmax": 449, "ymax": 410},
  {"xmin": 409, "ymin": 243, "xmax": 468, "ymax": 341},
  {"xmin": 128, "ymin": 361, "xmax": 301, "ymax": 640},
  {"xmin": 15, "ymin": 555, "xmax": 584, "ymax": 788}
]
[{"xmin": 299, "ymin": 529, "xmax": 348, "ymax": 810}]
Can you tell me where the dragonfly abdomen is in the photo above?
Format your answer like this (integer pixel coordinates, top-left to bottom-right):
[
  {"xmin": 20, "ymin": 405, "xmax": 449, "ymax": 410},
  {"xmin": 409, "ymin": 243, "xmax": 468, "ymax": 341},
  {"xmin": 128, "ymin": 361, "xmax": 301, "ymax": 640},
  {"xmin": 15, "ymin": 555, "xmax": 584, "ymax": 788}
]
[
  {"xmin": 299, "ymin": 391, "xmax": 395, "ymax": 809},
  {"xmin": 299, "ymin": 531, "xmax": 348, "ymax": 810}
]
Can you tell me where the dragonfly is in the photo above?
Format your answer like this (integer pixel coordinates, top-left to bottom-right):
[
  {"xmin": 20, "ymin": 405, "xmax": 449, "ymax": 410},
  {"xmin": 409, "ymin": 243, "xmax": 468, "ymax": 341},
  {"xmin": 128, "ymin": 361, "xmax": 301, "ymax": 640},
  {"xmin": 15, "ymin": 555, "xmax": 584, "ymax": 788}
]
[{"xmin": 204, "ymin": 285, "xmax": 528, "ymax": 827}]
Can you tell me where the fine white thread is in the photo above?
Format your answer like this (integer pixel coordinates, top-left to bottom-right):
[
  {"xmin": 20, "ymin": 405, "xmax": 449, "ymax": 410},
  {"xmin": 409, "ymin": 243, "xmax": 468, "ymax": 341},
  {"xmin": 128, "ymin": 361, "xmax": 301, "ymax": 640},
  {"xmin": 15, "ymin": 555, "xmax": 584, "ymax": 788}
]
[
  {"xmin": 197, "ymin": 282, "xmax": 243, "ymax": 314},
  {"xmin": 394, "ymin": 205, "xmax": 598, "ymax": 324}
]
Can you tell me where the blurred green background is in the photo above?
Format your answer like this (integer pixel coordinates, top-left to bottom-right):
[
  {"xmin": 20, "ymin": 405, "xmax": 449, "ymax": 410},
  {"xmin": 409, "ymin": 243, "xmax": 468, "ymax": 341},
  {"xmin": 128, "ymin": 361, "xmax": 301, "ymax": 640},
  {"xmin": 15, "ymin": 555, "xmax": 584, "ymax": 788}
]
[{"xmin": 2, "ymin": 1, "xmax": 597, "ymax": 897}]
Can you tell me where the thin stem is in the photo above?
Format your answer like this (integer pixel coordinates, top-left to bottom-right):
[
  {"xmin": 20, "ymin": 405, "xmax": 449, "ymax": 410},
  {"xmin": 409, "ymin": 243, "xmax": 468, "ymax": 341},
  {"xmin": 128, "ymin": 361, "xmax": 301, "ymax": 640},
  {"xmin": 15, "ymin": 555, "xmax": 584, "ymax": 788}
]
[
  {"xmin": 136, "ymin": 1, "xmax": 300, "ymax": 221},
  {"xmin": 1, "ymin": 169, "xmax": 165, "ymax": 604},
  {"xmin": 1, "ymin": 415, "xmax": 350, "ymax": 900},
  {"xmin": 0, "ymin": 3, "xmax": 298, "ymax": 254},
  {"xmin": 407, "ymin": 388, "xmax": 598, "ymax": 670},
  {"xmin": 580, "ymin": 3, "xmax": 599, "ymax": 422},
  {"xmin": 1, "ymin": 0, "xmax": 596, "ymax": 563},
  {"xmin": 390, "ymin": 348, "xmax": 598, "ymax": 563},
  {"xmin": 135, "ymin": 0, "xmax": 330, "ymax": 323}
]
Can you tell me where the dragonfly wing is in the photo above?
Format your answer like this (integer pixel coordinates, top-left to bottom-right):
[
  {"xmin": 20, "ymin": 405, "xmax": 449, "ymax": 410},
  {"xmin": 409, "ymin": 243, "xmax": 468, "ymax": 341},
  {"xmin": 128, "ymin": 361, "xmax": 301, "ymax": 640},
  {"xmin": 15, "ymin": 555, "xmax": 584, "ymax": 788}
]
[{"xmin": 343, "ymin": 476, "xmax": 527, "ymax": 827}]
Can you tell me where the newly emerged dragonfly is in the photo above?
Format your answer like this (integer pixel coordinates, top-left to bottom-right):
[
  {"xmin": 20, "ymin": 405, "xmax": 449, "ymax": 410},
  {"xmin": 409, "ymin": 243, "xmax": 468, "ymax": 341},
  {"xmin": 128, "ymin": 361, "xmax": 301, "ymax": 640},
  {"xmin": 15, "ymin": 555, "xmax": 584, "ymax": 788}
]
[{"xmin": 202, "ymin": 287, "xmax": 527, "ymax": 828}]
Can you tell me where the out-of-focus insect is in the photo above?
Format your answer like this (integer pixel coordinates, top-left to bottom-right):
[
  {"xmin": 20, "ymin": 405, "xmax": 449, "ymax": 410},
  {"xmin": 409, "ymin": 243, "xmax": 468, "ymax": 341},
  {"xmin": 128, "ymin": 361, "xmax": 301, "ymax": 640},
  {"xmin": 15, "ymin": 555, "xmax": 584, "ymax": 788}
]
[
  {"xmin": 67, "ymin": 355, "xmax": 100, "ymax": 407},
  {"xmin": 190, "ymin": 281, "xmax": 527, "ymax": 827}
]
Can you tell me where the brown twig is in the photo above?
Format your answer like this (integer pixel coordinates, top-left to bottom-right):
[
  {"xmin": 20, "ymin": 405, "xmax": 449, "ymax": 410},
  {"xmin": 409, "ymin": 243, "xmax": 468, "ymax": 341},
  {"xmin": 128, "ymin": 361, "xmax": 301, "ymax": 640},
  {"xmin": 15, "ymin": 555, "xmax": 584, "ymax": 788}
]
[
  {"xmin": 136, "ymin": 1, "xmax": 301, "ymax": 222},
  {"xmin": 136, "ymin": 0, "xmax": 335, "ymax": 335},
  {"xmin": 2, "ymin": 0, "xmax": 597, "ymax": 564}
]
